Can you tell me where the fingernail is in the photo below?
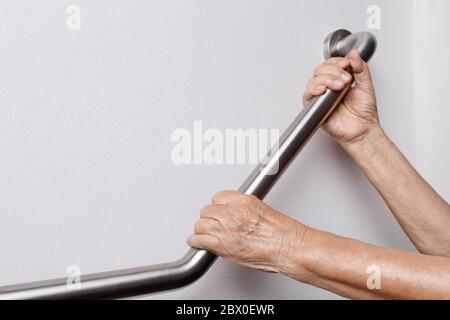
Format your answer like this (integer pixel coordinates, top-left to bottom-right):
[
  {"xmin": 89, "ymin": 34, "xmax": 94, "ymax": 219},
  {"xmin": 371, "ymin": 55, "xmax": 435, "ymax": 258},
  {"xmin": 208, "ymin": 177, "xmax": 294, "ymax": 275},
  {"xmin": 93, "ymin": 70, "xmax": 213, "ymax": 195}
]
[
  {"xmin": 316, "ymin": 85, "xmax": 325, "ymax": 91},
  {"xmin": 341, "ymin": 73, "xmax": 352, "ymax": 81},
  {"xmin": 332, "ymin": 80, "xmax": 344, "ymax": 87}
]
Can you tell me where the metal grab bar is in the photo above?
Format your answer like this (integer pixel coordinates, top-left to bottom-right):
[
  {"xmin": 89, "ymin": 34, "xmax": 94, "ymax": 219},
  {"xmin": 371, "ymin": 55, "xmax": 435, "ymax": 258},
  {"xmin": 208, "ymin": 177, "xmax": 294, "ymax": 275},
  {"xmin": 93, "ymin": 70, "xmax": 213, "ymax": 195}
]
[{"xmin": 0, "ymin": 29, "xmax": 376, "ymax": 300}]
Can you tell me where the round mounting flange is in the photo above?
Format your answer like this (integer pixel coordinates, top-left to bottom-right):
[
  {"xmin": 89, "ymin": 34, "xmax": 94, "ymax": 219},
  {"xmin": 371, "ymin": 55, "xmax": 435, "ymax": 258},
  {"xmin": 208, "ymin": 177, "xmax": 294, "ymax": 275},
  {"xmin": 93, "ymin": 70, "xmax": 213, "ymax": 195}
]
[{"xmin": 323, "ymin": 29, "xmax": 351, "ymax": 59}]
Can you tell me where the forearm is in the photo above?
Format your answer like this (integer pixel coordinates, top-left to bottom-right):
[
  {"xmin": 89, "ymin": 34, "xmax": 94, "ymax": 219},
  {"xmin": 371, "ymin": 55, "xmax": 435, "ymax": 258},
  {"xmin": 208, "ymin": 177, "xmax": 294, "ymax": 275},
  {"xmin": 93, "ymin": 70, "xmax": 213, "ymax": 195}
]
[
  {"xmin": 339, "ymin": 126, "xmax": 450, "ymax": 255},
  {"xmin": 277, "ymin": 225, "xmax": 450, "ymax": 299}
]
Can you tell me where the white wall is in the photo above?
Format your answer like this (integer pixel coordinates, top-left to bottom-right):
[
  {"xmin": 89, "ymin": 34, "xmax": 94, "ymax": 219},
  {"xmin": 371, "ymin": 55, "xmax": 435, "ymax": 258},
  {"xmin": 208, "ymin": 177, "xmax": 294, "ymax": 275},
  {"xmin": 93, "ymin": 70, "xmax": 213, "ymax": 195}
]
[
  {"xmin": 412, "ymin": 0, "xmax": 450, "ymax": 200},
  {"xmin": 0, "ymin": 0, "xmax": 447, "ymax": 299}
]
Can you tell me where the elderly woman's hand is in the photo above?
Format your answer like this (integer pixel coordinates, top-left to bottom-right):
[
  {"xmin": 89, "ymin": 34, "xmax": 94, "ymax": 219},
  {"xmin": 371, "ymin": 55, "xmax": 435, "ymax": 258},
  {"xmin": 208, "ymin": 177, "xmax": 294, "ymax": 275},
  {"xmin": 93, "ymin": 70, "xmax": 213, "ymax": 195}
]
[
  {"xmin": 303, "ymin": 49, "xmax": 379, "ymax": 145},
  {"xmin": 187, "ymin": 190, "xmax": 308, "ymax": 273}
]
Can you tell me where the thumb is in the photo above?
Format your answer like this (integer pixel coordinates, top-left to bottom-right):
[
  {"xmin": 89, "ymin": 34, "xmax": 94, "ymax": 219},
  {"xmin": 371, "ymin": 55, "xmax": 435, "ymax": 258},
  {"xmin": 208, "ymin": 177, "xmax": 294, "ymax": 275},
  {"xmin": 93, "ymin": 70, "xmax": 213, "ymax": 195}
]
[{"xmin": 349, "ymin": 49, "xmax": 374, "ymax": 92}]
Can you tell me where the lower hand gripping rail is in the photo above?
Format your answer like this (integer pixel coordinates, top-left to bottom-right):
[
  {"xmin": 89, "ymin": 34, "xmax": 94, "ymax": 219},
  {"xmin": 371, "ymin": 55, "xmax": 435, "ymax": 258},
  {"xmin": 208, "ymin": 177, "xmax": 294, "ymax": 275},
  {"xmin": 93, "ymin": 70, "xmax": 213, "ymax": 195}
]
[{"xmin": 0, "ymin": 29, "xmax": 376, "ymax": 299}]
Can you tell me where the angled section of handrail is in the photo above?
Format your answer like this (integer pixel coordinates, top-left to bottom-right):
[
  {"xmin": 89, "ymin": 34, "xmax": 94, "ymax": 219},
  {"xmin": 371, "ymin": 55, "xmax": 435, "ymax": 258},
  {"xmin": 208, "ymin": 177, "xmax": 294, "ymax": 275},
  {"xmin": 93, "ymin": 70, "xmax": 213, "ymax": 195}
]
[{"xmin": 0, "ymin": 29, "xmax": 376, "ymax": 300}]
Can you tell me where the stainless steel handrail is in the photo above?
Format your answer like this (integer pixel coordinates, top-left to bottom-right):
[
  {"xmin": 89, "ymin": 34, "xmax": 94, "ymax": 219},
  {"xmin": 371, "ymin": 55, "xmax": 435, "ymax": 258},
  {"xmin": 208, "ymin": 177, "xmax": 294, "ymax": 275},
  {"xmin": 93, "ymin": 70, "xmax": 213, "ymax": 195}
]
[{"xmin": 0, "ymin": 29, "xmax": 376, "ymax": 300}]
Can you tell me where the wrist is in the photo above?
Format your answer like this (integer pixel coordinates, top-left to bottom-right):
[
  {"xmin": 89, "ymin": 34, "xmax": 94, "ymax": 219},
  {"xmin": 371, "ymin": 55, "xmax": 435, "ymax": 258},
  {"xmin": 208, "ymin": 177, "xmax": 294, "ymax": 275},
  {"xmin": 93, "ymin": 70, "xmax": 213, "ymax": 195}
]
[
  {"xmin": 338, "ymin": 125, "xmax": 387, "ymax": 158},
  {"xmin": 274, "ymin": 222, "xmax": 317, "ymax": 282}
]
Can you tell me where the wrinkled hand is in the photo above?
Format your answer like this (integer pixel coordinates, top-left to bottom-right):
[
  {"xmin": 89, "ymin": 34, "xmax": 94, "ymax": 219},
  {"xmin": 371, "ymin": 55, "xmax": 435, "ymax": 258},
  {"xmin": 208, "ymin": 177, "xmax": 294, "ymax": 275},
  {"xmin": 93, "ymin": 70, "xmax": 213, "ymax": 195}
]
[
  {"xmin": 187, "ymin": 191, "xmax": 306, "ymax": 273},
  {"xmin": 303, "ymin": 49, "xmax": 380, "ymax": 144}
]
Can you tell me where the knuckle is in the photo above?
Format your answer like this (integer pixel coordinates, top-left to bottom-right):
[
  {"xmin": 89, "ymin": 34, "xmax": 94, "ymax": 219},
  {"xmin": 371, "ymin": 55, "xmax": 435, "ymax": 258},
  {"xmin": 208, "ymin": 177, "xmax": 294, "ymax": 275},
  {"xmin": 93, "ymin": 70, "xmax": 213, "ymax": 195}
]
[
  {"xmin": 236, "ymin": 192, "xmax": 248, "ymax": 201},
  {"xmin": 313, "ymin": 64, "xmax": 324, "ymax": 75},
  {"xmin": 211, "ymin": 191, "xmax": 225, "ymax": 203},
  {"xmin": 246, "ymin": 194, "xmax": 260, "ymax": 204},
  {"xmin": 328, "ymin": 57, "xmax": 345, "ymax": 65},
  {"xmin": 239, "ymin": 194, "xmax": 255, "ymax": 206},
  {"xmin": 327, "ymin": 66, "xmax": 342, "ymax": 76},
  {"xmin": 327, "ymin": 57, "xmax": 339, "ymax": 63},
  {"xmin": 332, "ymin": 67, "xmax": 343, "ymax": 76},
  {"xmin": 199, "ymin": 204, "xmax": 213, "ymax": 217},
  {"xmin": 194, "ymin": 220, "xmax": 204, "ymax": 233},
  {"xmin": 308, "ymin": 77, "xmax": 318, "ymax": 87}
]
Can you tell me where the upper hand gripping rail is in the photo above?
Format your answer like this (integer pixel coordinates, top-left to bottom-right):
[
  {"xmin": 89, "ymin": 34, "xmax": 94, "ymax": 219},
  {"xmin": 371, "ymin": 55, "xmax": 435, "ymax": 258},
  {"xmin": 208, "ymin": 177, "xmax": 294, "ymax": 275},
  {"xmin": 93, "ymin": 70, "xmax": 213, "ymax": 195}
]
[{"xmin": 0, "ymin": 29, "xmax": 376, "ymax": 299}]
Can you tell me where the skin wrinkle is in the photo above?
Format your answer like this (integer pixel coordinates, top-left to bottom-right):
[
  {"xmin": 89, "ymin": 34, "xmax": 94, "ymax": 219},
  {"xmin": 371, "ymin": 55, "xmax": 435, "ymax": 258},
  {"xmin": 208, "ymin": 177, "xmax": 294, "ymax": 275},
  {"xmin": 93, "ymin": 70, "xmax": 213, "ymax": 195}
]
[
  {"xmin": 188, "ymin": 50, "xmax": 450, "ymax": 299},
  {"xmin": 344, "ymin": 127, "xmax": 450, "ymax": 257}
]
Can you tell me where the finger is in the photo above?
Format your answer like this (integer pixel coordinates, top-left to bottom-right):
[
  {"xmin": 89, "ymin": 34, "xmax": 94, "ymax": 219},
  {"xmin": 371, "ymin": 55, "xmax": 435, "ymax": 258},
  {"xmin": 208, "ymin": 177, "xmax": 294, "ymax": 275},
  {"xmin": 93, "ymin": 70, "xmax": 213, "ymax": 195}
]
[
  {"xmin": 349, "ymin": 49, "xmax": 365, "ymax": 73},
  {"xmin": 313, "ymin": 64, "xmax": 351, "ymax": 79},
  {"xmin": 211, "ymin": 190, "xmax": 243, "ymax": 205},
  {"xmin": 313, "ymin": 74, "xmax": 352, "ymax": 90},
  {"xmin": 187, "ymin": 234, "xmax": 222, "ymax": 252},
  {"xmin": 302, "ymin": 75, "xmax": 351, "ymax": 105},
  {"xmin": 323, "ymin": 57, "xmax": 350, "ymax": 69},
  {"xmin": 194, "ymin": 218, "xmax": 221, "ymax": 235},
  {"xmin": 302, "ymin": 82, "xmax": 327, "ymax": 105},
  {"xmin": 200, "ymin": 204, "xmax": 225, "ymax": 220},
  {"xmin": 349, "ymin": 49, "xmax": 374, "ymax": 91}
]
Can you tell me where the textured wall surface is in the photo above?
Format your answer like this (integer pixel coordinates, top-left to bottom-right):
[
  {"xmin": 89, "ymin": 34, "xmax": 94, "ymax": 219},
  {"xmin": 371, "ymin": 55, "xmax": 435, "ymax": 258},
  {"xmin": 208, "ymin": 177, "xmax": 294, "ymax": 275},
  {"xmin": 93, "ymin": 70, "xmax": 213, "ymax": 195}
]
[{"xmin": 0, "ymin": 0, "xmax": 447, "ymax": 299}]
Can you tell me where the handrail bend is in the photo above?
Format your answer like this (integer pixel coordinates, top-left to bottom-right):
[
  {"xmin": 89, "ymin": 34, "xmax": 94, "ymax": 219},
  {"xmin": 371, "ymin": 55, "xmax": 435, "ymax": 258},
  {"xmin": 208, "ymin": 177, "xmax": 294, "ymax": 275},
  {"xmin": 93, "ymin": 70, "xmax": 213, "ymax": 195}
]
[{"xmin": 0, "ymin": 29, "xmax": 376, "ymax": 299}]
